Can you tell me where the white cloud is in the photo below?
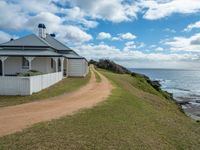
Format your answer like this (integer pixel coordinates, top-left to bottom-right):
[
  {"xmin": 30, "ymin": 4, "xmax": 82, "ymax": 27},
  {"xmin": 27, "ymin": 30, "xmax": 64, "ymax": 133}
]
[
  {"xmin": 97, "ymin": 32, "xmax": 112, "ymax": 40},
  {"xmin": 62, "ymin": 7, "xmax": 98, "ymax": 28},
  {"xmin": 74, "ymin": 43, "xmax": 120, "ymax": 60},
  {"xmin": 26, "ymin": 12, "xmax": 63, "ymax": 32},
  {"xmin": 155, "ymin": 47, "xmax": 164, "ymax": 51},
  {"xmin": 125, "ymin": 41, "xmax": 135, "ymax": 47},
  {"xmin": 141, "ymin": 0, "xmax": 200, "ymax": 20},
  {"xmin": 74, "ymin": 43, "xmax": 199, "ymax": 68},
  {"xmin": 0, "ymin": 31, "xmax": 13, "ymax": 43},
  {"xmin": 184, "ymin": 21, "xmax": 200, "ymax": 32},
  {"xmin": 0, "ymin": 1, "xmax": 27, "ymax": 30},
  {"xmin": 124, "ymin": 41, "xmax": 136, "ymax": 51},
  {"xmin": 164, "ymin": 28, "xmax": 176, "ymax": 33},
  {"xmin": 68, "ymin": 0, "xmax": 139, "ymax": 23},
  {"xmin": 1, "ymin": 0, "xmax": 200, "ymax": 69},
  {"xmin": 18, "ymin": 0, "xmax": 58, "ymax": 14},
  {"xmin": 100, "ymin": 32, "xmax": 137, "ymax": 41},
  {"xmin": 59, "ymin": 25, "xmax": 93, "ymax": 44},
  {"xmin": 137, "ymin": 42, "xmax": 145, "ymax": 48},
  {"xmin": 112, "ymin": 37, "xmax": 121, "ymax": 41},
  {"xmin": 0, "ymin": 0, "xmax": 93, "ymax": 44},
  {"xmin": 25, "ymin": 12, "xmax": 93, "ymax": 44},
  {"xmin": 165, "ymin": 33, "xmax": 200, "ymax": 52},
  {"xmin": 150, "ymin": 45, "xmax": 156, "ymax": 48},
  {"xmin": 119, "ymin": 32, "xmax": 137, "ymax": 40},
  {"xmin": 0, "ymin": 1, "xmax": 93, "ymax": 44},
  {"xmin": 124, "ymin": 41, "xmax": 145, "ymax": 51}
]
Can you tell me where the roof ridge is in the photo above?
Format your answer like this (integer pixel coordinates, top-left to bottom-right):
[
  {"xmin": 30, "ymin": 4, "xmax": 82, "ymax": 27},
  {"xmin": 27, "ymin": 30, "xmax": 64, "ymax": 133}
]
[
  {"xmin": 46, "ymin": 34, "xmax": 71, "ymax": 50},
  {"xmin": 0, "ymin": 34, "xmax": 50, "ymax": 47},
  {"xmin": 35, "ymin": 34, "xmax": 52, "ymax": 47},
  {"xmin": 0, "ymin": 34, "xmax": 33, "ymax": 46}
]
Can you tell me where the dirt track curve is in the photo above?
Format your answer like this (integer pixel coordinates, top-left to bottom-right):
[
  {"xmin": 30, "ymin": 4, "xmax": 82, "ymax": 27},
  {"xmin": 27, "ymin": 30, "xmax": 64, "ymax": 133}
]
[{"xmin": 0, "ymin": 66, "xmax": 113, "ymax": 137}]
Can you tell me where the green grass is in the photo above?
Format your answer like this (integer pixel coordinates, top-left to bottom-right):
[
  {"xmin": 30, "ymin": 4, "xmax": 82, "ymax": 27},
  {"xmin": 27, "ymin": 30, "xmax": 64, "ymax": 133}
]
[
  {"xmin": 0, "ymin": 71, "xmax": 91, "ymax": 107},
  {"xmin": 0, "ymin": 69, "xmax": 200, "ymax": 149},
  {"xmin": 94, "ymin": 70, "xmax": 101, "ymax": 82}
]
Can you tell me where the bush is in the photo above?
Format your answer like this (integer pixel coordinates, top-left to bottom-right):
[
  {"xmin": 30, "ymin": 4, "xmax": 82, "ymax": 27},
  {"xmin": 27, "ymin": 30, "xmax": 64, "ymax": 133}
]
[
  {"xmin": 92, "ymin": 59, "xmax": 131, "ymax": 74},
  {"xmin": 88, "ymin": 59, "xmax": 98, "ymax": 66},
  {"xmin": 17, "ymin": 70, "xmax": 43, "ymax": 77}
]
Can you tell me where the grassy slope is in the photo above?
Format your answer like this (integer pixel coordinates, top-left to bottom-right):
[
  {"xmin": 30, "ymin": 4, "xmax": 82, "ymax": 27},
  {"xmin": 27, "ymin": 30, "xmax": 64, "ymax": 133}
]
[
  {"xmin": 0, "ymin": 71, "xmax": 91, "ymax": 107},
  {"xmin": 0, "ymin": 69, "xmax": 199, "ymax": 149}
]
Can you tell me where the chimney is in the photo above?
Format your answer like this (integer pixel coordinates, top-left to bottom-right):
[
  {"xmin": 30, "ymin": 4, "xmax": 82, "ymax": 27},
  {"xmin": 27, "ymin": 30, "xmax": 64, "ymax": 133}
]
[
  {"xmin": 50, "ymin": 33, "xmax": 56, "ymax": 38},
  {"xmin": 38, "ymin": 23, "xmax": 46, "ymax": 38}
]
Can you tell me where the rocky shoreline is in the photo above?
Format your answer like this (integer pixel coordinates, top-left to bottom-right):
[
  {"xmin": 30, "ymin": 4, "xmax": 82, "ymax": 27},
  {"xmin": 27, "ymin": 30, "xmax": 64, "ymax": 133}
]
[
  {"xmin": 133, "ymin": 72, "xmax": 200, "ymax": 121},
  {"xmin": 90, "ymin": 60, "xmax": 200, "ymax": 121},
  {"xmin": 154, "ymin": 80, "xmax": 200, "ymax": 121}
]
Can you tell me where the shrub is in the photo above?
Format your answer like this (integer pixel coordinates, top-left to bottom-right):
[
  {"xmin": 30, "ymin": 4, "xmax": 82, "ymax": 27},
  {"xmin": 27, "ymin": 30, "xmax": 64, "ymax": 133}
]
[
  {"xmin": 92, "ymin": 59, "xmax": 131, "ymax": 74},
  {"xmin": 17, "ymin": 70, "xmax": 43, "ymax": 77}
]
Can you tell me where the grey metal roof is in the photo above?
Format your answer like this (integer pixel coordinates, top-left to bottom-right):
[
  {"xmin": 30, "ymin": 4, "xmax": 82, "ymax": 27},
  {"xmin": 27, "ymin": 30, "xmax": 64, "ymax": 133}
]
[
  {"xmin": 0, "ymin": 49, "xmax": 62, "ymax": 57},
  {"xmin": 57, "ymin": 49, "xmax": 79, "ymax": 55},
  {"xmin": 44, "ymin": 34, "xmax": 71, "ymax": 50},
  {"xmin": 0, "ymin": 33, "xmax": 86, "ymax": 60},
  {"xmin": 0, "ymin": 34, "xmax": 50, "ymax": 47},
  {"xmin": 63, "ymin": 53, "xmax": 83, "ymax": 59}
]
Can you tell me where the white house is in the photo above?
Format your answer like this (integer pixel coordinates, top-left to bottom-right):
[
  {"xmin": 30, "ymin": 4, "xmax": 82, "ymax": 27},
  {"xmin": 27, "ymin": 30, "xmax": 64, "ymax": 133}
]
[{"xmin": 0, "ymin": 24, "xmax": 89, "ymax": 95}]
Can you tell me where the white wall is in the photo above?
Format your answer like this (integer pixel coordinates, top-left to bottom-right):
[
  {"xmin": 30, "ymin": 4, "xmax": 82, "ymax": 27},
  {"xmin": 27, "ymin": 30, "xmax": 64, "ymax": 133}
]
[
  {"xmin": 4, "ymin": 57, "xmax": 55, "ymax": 75},
  {"xmin": 4, "ymin": 57, "xmax": 22, "ymax": 75},
  {"xmin": 68, "ymin": 59, "xmax": 88, "ymax": 77},
  {"xmin": 31, "ymin": 72, "xmax": 63, "ymax": 93},
  {"xmin": 32, "ymin": 57, "xmax": 54, "ymax": 73},
  {"xmin": 0, "ymin": 72, "xmax": 63, "ymax": 95},
  {"xmin": 0, "ymin": 76, "xmax": 31, "ymax": 95}
]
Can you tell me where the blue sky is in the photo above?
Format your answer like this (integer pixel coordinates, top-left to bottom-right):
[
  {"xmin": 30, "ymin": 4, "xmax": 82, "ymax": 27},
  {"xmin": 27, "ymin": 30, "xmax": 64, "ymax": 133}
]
[{"xmin": 1, "ymin": 0, "xmax": 200, "ymax": 69}]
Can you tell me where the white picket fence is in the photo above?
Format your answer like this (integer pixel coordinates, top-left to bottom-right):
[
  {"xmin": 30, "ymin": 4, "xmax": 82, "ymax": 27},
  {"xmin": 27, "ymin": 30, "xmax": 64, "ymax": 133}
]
[{"xmin": 0, "ymin": 72, "xmax": 63, "ymax": 95}]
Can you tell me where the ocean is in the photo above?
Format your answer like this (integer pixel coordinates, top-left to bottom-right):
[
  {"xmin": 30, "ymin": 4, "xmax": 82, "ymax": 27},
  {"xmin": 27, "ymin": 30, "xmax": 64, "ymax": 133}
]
[{"xmin": 131, "ymin": 68, "xmax": 200, "ymax": 120}]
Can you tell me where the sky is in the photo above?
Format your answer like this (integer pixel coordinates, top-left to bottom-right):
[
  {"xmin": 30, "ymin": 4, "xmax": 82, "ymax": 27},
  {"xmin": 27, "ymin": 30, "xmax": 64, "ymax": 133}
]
[{"xmin": 1, "ymin": 0, "xmax": 200, "ymax": 69}]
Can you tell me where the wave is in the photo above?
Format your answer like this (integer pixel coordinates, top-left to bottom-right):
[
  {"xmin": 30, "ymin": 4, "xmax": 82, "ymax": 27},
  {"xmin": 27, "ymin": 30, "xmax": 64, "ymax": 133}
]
[
  {"xmin": 173, "ymin": 88, "xmax": 190, "ymax": 92},
  {"xmin": 165, "ymin": 87, "xmax": 190, "ymax": 92},
  {"xmin": 154, "ymin": 78, "xmax": 171, "ymax": 83}
]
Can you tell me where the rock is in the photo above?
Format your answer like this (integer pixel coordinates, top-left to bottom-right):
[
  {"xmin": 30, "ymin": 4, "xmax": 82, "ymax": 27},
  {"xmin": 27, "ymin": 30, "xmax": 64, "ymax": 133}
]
[
  {"xmin": 196, "ymin": 100, "xmax": 200, "ymax": 103},
  {"xmin": 176, "ymin": 101, "xmax": 190, "ymax": 105}
]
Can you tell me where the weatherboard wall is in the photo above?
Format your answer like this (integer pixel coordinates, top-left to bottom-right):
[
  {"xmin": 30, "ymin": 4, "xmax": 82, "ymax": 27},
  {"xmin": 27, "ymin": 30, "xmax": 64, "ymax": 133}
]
[
  {"xmin": 4, "ymin": 57, "xmax": 54, "ymax": 75},
  {"xmin": 68, "ymin": 59, "xmax": 88, "ymax": 77},
  {"xmin": 4, "ymin": 57, "xmax": 22, "ymax": 75},
  {"xmin": 32, "ymin": 57, "xmax": 54, "ymax": 73}
]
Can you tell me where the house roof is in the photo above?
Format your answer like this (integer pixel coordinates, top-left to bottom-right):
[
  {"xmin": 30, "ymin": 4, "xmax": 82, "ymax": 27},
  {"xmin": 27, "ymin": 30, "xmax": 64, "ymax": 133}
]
[
  {"xmin": 0, "ymin": 33, "xmax": 86, "ymax": 60},
  {"xmin": 0, "ymin": 49, "xmax": 62, "ymax": 57},
  {"xmin": 62, "ymin": 50, "xmax": 84, "ymax": 59},
  {"xmin": 0, "ymin": 34, "xmax": 50, "ymax": 47},
  {"xmin": 44, "ymin": 34, "xmax": 71, "ymax": 51}
]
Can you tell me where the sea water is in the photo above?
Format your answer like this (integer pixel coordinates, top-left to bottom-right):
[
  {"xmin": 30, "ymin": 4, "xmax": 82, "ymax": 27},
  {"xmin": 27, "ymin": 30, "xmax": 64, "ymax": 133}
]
[{"xmin": 131, "ymin": 69, "xmax": 200, "ymax": 120}]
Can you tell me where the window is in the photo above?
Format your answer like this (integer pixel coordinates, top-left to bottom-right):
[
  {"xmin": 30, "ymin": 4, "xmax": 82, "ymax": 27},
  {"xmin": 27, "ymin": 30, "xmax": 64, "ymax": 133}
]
[
  {"xmin": 22, "ymin": 57, "xmax": 29, "ymax": 69},
  {"xmin": 51, "ymin": 58, "xmax": 53, "ymax": 68}
]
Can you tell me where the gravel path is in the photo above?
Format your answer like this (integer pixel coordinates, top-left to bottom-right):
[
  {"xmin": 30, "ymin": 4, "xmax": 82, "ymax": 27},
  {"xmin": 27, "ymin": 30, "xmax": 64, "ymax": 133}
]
[{"xmin": 0, "ymin": 67, "xmax": 113, "ymax": 137}]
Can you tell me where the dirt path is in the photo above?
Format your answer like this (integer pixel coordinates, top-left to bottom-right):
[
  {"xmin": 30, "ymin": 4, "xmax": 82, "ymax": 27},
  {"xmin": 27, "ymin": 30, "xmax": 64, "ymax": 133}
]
[{"xmin": 0, "ymin": 67, "xmax": 113, "ymax": 137}]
